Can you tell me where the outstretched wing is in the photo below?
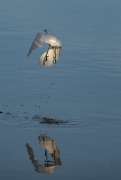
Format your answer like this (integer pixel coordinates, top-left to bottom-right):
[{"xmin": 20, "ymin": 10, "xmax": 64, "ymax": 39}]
[{"xmin": 27, "ymin": 33, "xmax": 45, "ymax": 57}]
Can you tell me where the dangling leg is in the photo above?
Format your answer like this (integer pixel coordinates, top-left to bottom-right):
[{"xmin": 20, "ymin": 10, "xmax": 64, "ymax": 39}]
[
  {"xmin": 59, "ymin": 47, "xmax": 61, "ymax": 57},
  {"xmin": 45, "ymin": 44, "xmax": 50, "ymax": 61},
  {"xmin": 54, "ymin": 46, "xmax": 56, "ymax": 63}
]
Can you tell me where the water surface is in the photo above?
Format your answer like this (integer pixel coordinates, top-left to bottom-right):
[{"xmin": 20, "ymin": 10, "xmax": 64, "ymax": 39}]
[{"xmin": 0, "ymin": 0, "xmax": 121, "ymax": 179}]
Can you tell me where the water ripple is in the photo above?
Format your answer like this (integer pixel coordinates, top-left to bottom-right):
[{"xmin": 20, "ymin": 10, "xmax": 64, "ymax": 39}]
[{"xmin": 32, "ymin": 115, "xmax": 81, "ymax": 126}]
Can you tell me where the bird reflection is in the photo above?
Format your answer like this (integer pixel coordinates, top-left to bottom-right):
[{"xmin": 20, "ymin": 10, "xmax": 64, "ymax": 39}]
[
  {"xmin": 38, "ymin": 47, "xmax": 61, "ymax": 67},
  {"xmin": 39, "ymin": 135, "xmax": 61, "ymax": 166},
  {"xmin": 26, "ymin": 135, "xmax": 61, "ymax": 173}
]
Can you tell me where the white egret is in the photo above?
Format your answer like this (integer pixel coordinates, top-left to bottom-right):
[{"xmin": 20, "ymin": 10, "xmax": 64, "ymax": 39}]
[{"xmin": 27, "ymin": 29, "xmax": 62, "ymax": 65}]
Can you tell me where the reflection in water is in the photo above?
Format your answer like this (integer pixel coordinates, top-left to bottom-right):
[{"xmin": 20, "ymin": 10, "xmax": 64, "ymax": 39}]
[
  {"xmin": 26, "ymin": 135, "xmax": 61, "ymax": 173},
  {"xmin": 38, "ymin": 47, "xmax": 61, "ymax": 67},
  {"xmin": 39, "ymin": 135, "xmax": 61, "ymax": 165}
]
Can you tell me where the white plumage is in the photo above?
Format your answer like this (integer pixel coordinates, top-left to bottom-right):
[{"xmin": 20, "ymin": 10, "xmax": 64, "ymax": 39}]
[{"xmin": 27, "ymin": 29, "xmax": 62, "ymax": 66}]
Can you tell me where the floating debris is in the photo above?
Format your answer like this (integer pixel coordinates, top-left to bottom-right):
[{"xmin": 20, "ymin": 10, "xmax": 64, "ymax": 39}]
[
  {"xmin": 32, "ymin": 115, "xmax": 67, "ymax": 125},
  {"xmin": 32, "ymin": 115, "xmax": 81, "ymax": 126}
]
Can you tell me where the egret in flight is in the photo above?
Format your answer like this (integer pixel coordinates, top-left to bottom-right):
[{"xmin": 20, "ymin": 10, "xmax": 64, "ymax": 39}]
[{"xmin": 27, "ymin": 29, "xmax": 62, "ymax": 66}]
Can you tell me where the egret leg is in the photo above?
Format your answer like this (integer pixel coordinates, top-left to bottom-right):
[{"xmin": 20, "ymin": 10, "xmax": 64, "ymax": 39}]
[
  {"xmin": 54, "ymin": 47, "xmax": 56, "ymax": 63},
  {"xmin": 59, "ymin": 47, "xmax": 61, "ymax": 56},
  {"xmin": 45, "ymin": 44, "xmax": 50, "ymax": 61}
]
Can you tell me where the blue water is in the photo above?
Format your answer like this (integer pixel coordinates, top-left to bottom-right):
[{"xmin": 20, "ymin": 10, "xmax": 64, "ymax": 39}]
[{"xmin": 0, "ymin": 0, "xmax": 121, "ymax": 179}]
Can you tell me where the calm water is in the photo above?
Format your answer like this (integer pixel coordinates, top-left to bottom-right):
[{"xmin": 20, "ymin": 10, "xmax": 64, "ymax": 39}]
[{"xmin": 0, "ymin": 0, "xmax": 121, "ymax": 179}]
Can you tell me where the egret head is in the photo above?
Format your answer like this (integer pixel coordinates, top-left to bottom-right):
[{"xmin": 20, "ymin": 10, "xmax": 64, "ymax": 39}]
[{"xmin": 44, "ymin": 29, "xmax": 50, "ymax": 34}]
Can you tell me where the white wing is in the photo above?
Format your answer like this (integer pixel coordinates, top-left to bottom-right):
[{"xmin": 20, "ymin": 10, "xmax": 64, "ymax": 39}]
[
  {"xmin": 44, "ymin": 34, "xmax": 62, "ymax": 47},
  {"xmin": 27, "ymin": 33, "xmax": 45, "ymax": 57}
]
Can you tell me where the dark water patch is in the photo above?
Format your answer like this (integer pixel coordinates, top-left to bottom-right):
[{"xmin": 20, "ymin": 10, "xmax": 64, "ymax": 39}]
[
  {"xmin": 3, "ymin": 112, "xmax": 18, "ymax": 118},
  {"xmin": 32, "ymin": 115, "xmax": 81, "ymax": 126},
  {"xmin": 0, "ymin": 111, "xmax": 3, "ymax": 114},
  {"xmin": 0, "ymin": 111, "xmax": 81, "ymax": 126},
  {"xmin": 0, "ymin": 111, "xmax": 28, "ymax": 126}
]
